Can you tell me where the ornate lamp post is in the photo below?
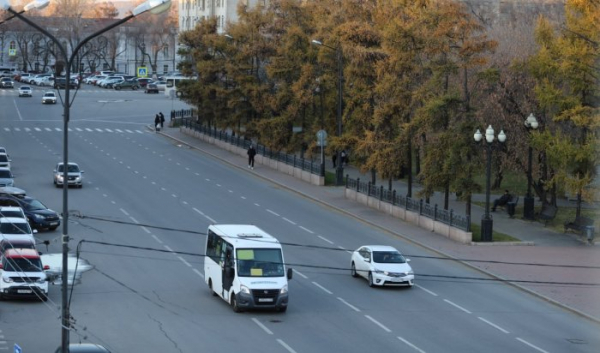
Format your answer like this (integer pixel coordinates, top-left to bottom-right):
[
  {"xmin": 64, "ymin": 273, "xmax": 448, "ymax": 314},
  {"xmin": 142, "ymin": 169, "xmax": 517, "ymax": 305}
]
[
  {"xmin": 474, "ymin": 125, "xmax": 506, "ymax": 242},
  {"xmin": 1, "ymin": 1, "xmax": 172, "ymax": 352},
  {"xmin": 523, "ymin": 113, "xmax": 538, "ymax": 220},
  {"xmin": 311, "ymin": 39, "xmax": 344, "ymax": 186}
]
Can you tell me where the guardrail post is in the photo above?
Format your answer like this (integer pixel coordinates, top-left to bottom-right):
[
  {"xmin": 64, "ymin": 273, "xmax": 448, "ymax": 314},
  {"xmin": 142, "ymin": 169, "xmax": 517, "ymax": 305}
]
[
  {"xmin": 379, "ymin": 185, "xmax": 383, "ymax": 200},
  {"xmin": 419, "ymin": 199, "xmax": 423, "ymax": 215},
  {"xmin": 368, "ymin": 182, "xmax": 371, "ymax": 196},
  {"xmin": 356, "ymin": 178, "xmax": 360, "ymax": 191},
  {"xmin": 392, "ymin": 190, "xmax": 396, "ymax": 205},
  {"xmin": 293, "ymin": 155, "xmax": 296, "ymax": 168},
  {"xmin": 450, "ymin": 210, "xmax": 454, "ymax": 226},
  {"xmin": 434, "ymin": 204, "xmax": 438, "ymax": 221}
]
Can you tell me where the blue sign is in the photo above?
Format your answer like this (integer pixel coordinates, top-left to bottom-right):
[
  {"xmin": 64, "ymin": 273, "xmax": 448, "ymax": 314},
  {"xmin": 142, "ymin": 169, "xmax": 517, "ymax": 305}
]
[
  {"xmin": 137, "ymin": 67, "xmax": 148, "ymax": 77},
  {"xmin": 14, "ymin": 343, "xmax": 22, "ymax": 353}
]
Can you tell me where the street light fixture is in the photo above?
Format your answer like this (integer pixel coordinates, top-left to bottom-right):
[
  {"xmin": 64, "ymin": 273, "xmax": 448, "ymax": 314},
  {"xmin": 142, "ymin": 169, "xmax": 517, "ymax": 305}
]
[
  {"xmin": 523, "ymin": 113, "xmax": 539, "ymax": 220},
  {"xmin": 1, "ymin": 1, "xmax": 172, "ymax": 352},
  {"xmin": 311, "ymin": 39, "xmax": 344, "ymax": 186},
  {"xmin": 474, "ymin": 125, "xmax": 506, "ymax": 242}
]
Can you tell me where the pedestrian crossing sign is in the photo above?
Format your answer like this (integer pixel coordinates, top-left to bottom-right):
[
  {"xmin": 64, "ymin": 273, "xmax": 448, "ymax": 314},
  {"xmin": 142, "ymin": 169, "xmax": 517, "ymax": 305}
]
[
  {"xmin": 9, "ymin": 49, "xmax": 16, "ymax": 56},
  {"xmin": 137, "ymin": 67, "xmax": 148, "ymax": 77}
]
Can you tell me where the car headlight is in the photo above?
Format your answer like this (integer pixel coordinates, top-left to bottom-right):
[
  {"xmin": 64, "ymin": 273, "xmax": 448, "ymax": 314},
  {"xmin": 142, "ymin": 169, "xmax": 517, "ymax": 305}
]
[
  {"xmin": 373, "ymin": 269, "xmax": 385, "ymax": 274},
  {"xmin": 407, "ymin": 271, "xmax": 414, "ymax": 276},
  {"xmin": 33, "ymin": 214, "xmax": 45, "ymax": 220},
  {"xmin": 2, "ymin": 276, "xmax": 13, "ymax": 283},
  {"xmin": 280, "ymin": 285, "xmax": 288, "ymax": 294},
  {"xmin": 56, "ymin": 175, "xmax": 64, "ymax": 181},
  {"xmin": 36, "ymin": 276, "xmax": 47, "ymax": 284},
  {"xmin": 240, "ymin": 285, "xmax": 250, "ymax": 294}
]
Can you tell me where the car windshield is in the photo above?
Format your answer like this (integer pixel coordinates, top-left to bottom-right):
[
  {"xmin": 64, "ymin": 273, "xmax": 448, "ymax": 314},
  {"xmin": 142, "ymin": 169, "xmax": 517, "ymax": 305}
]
[
  {"xmin": 57, "ymin": 164, "xmax": 80, "ymax": 173},
  {"xmin": 0, "ymin": 170, "xmax": 12, "ymax": 177},
  {"xmin": 236, "ymin": 248, "xmax": 284, "ymax": 277},
  {"xmin": 0, "ymin": 210, "xmax": 22, "ymax": 217},
  {"xmin": 4, "ymin": 257, "xmax": 42, "ymax": 272},
  {"xmin": 373, "ymin": 251, "xmax": 406, "ymax": 264},
  {"xmin": 24, "ymin": 199, "xmax": 47, "ymax": 211},
  {"xmin": 1, "ymin": 241, "xmax": 34, "ymax": 252},
  {"xmin": 0, "ymin": 222, "xmax": 31, "ymax": 234},
  {"xmin": 0, "ymin": 155, "xmax": 8, "ymax": 162}
]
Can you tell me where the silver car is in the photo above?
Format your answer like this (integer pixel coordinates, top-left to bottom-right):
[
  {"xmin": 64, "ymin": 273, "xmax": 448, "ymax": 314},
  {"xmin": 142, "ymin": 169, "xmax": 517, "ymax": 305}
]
[
  {"xmin": 0, "ymin": 167, "xmax": 14, "ymax": 187},
  {"xmin": 53, "ymin": 162, "xmax": 84, "ymax": 188}
]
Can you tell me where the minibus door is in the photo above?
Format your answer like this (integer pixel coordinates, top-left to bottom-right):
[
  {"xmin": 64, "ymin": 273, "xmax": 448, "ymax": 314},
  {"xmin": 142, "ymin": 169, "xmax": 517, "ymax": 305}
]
[{"xmin": 222, "ymin": 244, "xmax": 234, "ymax": 299}]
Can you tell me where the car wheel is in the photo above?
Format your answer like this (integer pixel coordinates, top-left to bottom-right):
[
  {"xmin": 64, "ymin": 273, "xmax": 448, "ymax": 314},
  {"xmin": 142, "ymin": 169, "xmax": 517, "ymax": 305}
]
[
  {"xmin": 368, "ymin": 272, "xmax": 375, "ymax": 287},
  {"xmin": 351, "ymin": 262, "xmax": 358, "ymax": 278},
  {"xmin": 208, "ymin": 279, "xmax": 217, "ymax": 297},
  {"xmin": 231, "ymin": 293, "xmax": 242, "ymax": 313}
]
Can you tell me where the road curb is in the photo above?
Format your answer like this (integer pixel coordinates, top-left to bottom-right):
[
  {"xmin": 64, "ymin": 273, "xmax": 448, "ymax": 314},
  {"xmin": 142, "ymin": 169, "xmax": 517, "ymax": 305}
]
[{"xmin": 158, "ymin": 127, "xmax": 600, "ymax": 325}]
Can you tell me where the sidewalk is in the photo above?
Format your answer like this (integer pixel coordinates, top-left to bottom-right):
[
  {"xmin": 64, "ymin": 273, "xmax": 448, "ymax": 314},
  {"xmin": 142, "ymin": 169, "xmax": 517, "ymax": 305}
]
[{"xmin": 158, "ymin": 126, "xmax": 600, "ymax": 323}]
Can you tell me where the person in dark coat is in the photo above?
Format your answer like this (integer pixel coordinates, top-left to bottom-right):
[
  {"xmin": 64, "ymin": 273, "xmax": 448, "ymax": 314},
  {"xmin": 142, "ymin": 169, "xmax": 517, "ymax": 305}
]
[
  {"xmin": 159, "ymin": 112, "xmax": 165, "ymax": 128},
  {"xmin": 247, "ymin": 145, "xmax": 257, "ymax": 169},
  {"xmin": 492, "ymin": 190, "xmax": 511, "ymax": 211},
  {"xmin": 154, "ymin": 114, "xmax": 160, "ymax": 132}
]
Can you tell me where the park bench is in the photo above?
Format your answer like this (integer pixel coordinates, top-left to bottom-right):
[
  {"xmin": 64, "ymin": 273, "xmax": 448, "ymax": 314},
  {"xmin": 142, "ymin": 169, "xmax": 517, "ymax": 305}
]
[
  {"xmin": 564, "ymin": 216, "xmax": 595, "ymax": 241},
  {"xmin": 506, "ymin": 196, "xmax": 519, "ymax": 218},
  {"xmin": 538, "ymin": 204, "xmax": 557, "ymax": 226}
]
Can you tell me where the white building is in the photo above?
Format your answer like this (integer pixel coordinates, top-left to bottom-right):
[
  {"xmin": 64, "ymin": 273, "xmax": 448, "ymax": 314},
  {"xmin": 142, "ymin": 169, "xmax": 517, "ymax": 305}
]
[{"xmin": 178, "ymin": 0, "xmax": 267, "ymax": 33}]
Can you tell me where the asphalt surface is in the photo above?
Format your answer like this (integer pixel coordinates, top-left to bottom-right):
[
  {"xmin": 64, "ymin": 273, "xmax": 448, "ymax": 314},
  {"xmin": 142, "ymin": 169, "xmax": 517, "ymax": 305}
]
[{"xmin": 161, "ymin": 124, "xmax": 600, "ymax": 324}]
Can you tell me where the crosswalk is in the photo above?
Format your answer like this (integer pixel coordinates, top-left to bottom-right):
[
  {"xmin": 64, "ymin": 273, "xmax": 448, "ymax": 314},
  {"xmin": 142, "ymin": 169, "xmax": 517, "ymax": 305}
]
[{"xmin": 2, "ymin": 126, "xmax": 147, "ymax": 134}]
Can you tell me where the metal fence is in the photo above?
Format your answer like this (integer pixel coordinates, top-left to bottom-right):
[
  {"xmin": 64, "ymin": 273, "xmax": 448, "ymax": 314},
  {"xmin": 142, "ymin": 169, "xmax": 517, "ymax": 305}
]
[
  {"xmin": 180, "ymin": 116, "xmax": 325, "ymax": 176},
  {"xmin": 346, "ymin": 177, "xmax": 471, "ymax": 232}
]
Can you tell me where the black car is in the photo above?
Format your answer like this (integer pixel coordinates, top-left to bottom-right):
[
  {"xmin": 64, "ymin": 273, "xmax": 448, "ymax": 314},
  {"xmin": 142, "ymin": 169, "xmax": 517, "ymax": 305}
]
[
  {"xmin": 144, "ymin": 83, "xmax": 159, "ymax": 94},
  {"xmin": 54, "ymin": 77, "xmax": 78, "ymax": 89},
  {"xmin": 0, "ymin": 194, "xmax": 60, "ymax": 231}
]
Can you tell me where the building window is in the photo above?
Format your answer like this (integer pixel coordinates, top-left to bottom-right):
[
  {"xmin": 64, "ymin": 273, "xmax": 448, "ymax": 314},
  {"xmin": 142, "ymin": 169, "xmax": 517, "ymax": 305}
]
[
  {"xmin": 163, "ymin": 65, "xmax": 168, "ymax": 74},
  {"xmin": 163, "ymin": 45, "xmax": 169, "ymax": 58}
]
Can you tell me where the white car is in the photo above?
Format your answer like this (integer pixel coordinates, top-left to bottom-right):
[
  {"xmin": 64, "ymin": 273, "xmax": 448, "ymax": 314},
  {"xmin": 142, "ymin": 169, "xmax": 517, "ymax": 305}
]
[
  {"xmin": 42, "ymin": 91, "xmax": 57, "ymax": 104},
  {"xmin": 38, "ymin": 76, "xmax": 55, "ymax": 87},
  {"xmin": 350, "ymin": 245, "xmax": 414, "ymax": 287},
  {"xmin": 0, "ymin": 248, "xmax": 49, "ymax": 301},
  {"xmin": 0, "ymin": 217, "xmax": 37, "ymax": 239},
  {"xmin": 18, "ymin": 86, "xmax": 32, "ymax": 97},
  {"xmin": 30, "ymin": 74, "xmax": 51, "ymax": 85},
  {"xmin": 0, "ymin": 206, "xmax": 26, "ymax": 219},
  {"xmin": 0, "ymin": 153, "xmax": 10, "ymax": 169},
  {"xmin": 53, "ymin": 162, "xmax": 84, "ymax": 188}
]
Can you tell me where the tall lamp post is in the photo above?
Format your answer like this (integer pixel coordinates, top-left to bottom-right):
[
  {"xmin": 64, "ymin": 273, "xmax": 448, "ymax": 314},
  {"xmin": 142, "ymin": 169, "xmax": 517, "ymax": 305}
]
[
  {"xmin": 523, "ymin": 113, "xmax": 538, "ymax": 220},
  {"xmin": 311, "ymin": 39, "xmax": 344, "ymax": 186},
  {"xmin": 474, "ymin": 125, "xmax": 506, "ymax": 242},
  {"xmin": 1, "ymin": 1, "xmax": 172, "ymax": 352}
]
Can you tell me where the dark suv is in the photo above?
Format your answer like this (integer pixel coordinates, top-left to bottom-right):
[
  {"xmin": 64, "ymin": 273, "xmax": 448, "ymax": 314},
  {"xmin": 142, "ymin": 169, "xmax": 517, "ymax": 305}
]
[
  {"xmin": 0, "ymin": 194, "xmax": 60, "ymax": 231},
  {"xmin": 54, "ymin": 77, "xmax": 77, "ymax": 89}
]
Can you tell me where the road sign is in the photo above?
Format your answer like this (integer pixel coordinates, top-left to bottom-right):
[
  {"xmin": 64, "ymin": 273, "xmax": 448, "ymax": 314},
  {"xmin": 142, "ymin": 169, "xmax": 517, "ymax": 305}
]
[
  {"xmin": 137, "ymin": 67, "xmax": 148, "ymax": 78},
  {"xmin": 8, "ymin": 49, "xmax": 16, "ymax": 56},
  {"xmin": 14, "ymin": 344, "xmax": 22, "ymax": 353},
  {"xmin": 316, "ymin": 129, "xmax": 327, "ymax": 146}
]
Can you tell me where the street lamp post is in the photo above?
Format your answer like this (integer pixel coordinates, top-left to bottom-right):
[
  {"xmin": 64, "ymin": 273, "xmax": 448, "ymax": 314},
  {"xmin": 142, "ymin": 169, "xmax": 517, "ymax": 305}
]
[
  {"xmin": 474, "ymin": 125, "xmax": 506, "ymax": 242},
  {"xmin": 523, "ymin": 113, "xmax": 538, "ymax": 220},
  {"xmin": 311, "ymin": 39, "xmax": 344, "ymax": 186},
  {"xmin": 1, "ymin": 1, "xmax": 171, "ymax": 352}
]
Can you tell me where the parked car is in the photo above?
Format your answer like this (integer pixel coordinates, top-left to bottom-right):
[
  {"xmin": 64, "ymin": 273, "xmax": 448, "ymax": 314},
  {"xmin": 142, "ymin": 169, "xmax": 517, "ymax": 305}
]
[
  {"xmin": 0, "ymin": 248, "xmax": 49, "ymax": 301},
  {"xmin": 0, "ymin": 77, "xmax": 14, "ymax": 88},
  {"xmin": 155, "ymin": 80, "xmax": 167, "ymax": 91},
  {"xmin": 144, "ymin": 83, "xmax": 159, "ymax": 94},
  {"xmin": 53, "ymin": 162, "xmax": 84, "ymax": 188},
  {"xmin": 101, "ymin": 77, "xmax": 123, "ymax": 88},
  {"xmin": 0, "ymin": 206, "xmax": 26, "ymax": 219},
  {"xmin": 18, "ymin": 86, "xmax": 32, "ymax": 97},
  {"xmin": 17, "ymin": 73, "xmax": 31, "ymax": 82},
  {"xmin": 136, "ymin": 78, "xmax": 153, "ymax": 87},
  {"xmin": 113, "ymin": 79, "xmax": 140, "ymax": 90},
  {"xmin": 350, "ymin": 245, "xmax": 414, "ymax": 287},
  {"xmin": 0, "ymin": 194, "xmax": 61, "ymax": 231},
  {"xmin": 53, "ymin": 343, "xmax": 111, "ymax": 352},
  {"xmin": 0, "ymin": 153, "xmax": 11, "ymax": 169},
  {"xmin": 38, "ymin": 76, "xmax": 55, "ymax": 87},
  {"xmin": 42, "ymin": 91, "xmax": 57, "ymax": 104},
  {"xmin": 0, "ymin": 168, "xmax": 14, "ymax": 187},
  {"xmin": 90, "ymin": 75, "xmax": 107, "ymax": 85},
  {"xmin": 83, "ymin": 75, "xmax": 98, "ymax": 84},
  {"xmin": 0, "ymin": 217, "xmax": 37, "ymax": 238},
  {"xmin": 0, "ymin": 147, "xmax": 7, "ymax": 156},
  {"xmin": 30, "ymin": 74, "xmax": 51, "ymax": 85},
  {"xmin": 54, "ymin": 77, "xmax": 77, "ymax": 89},
  {"xmin": 0, "ymin": 238, "xmax": 36, "ymax": 254}
]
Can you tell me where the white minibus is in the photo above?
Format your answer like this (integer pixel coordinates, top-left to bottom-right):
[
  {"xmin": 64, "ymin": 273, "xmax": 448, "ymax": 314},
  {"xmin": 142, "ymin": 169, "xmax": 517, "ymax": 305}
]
[{"xmin": 205, "ymin": 224, "xmax": 292, "ymax": 313}]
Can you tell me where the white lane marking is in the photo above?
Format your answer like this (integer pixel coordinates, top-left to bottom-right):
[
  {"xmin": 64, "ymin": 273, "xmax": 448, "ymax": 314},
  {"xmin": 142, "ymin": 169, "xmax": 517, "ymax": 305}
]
[
  {"xmin": 193, "ymin": 208, "xmax": 204, "ymax": 216},
  {"xmin": 443, "ymin": 299, "xmax": 472, "ymax": 314},
  {"xmin": 195, "ymin": 173, "xmax": 200, "ymax": 176},
  {"xmin": 13, "ymin": 100, "xmax": 23, "ymax": 121},
  {"xmin": 204, "ymin": 215, "xmax": 217, "ymax": 223},
  {"xmin": 251, "ymin": 318, "xmax": 273, "ymax": 335},
  {"xmin": 299, "ymin": 226, "xmax": 314, "ymax": 234},
  {"xmin": 160, "ymin": 187, "xmax": 166, "ymax": 191},
  {"xmin": 516, "ymin": 338, "xmax": 549, "ymax": 353},
  {"xmin": 282, "ymin": 218, "xmax": 296, "ymax": 225},
  {"xmin": 151, "ymin": 234, "xmax": 163, "ymax": 244},
  {"xmin": 416, "ymin": 284, "xmax": 438, "ymax": 296},
  {"xmin": 55, "ymin": 127, "xmax": 61, "ymax": 131},
  {"xmin": 277, "ymin": 339, "xmax": 297, "ymax": 353},
  {"xmin": 397, "ymin": 336, "xmax": 427, "ymax": 353},
  {"xmin": 312, "ymin": 282, "xmax": 333, "ymax": 294},
  {"xmin": 129, "ymin": 217, "xmax": 139, "ymax": 224},
  {"xmin": 136, "ymin": 130, "xmax": 143, "ymax": 134},
  {"xmin": 125, "ymin": 129, "xmax": 134, "ymax": 133},
  {"xmin": 171, "ymin": 194, "xmax": 177, "ymax": 198},
  {"xmin": 254, "ymin": 203, "xmax": 260, "ymax": 207},
  {"xmin": 177, "ymin": 256, "xmax": 192, "ymax": 267},
  {"xmin": 44, "ymin": 127, "xmax": 52, "ymax": 131},
  {"xmin": 141, "ymin": 226, "xmax": 151, "ymax": 234},
  {"xmin": 205, "ymin": 178, "xmax": 210, "ymax": 181},
  {"xmin": 365, "ymin": 315, "xmax": 392, "ymax": 332},
  {"xmin": 164, "ymin": 245, "xmax": 173, "ymax": 252},
  {"xmin": 241, "ymin": 196, "xmax": 246, "ymax": 200},
  {"xmin": 478, "ymin": 317, "xmax": 509, "ymax": 334},
  {"xmin": 216, "ymin": 184, "xmax": 222, "ymax": 187},
  {"xmin": 266, "ymin": 209, "xmax": 280, "ymax": 216},
  {"xmin": 85, "ymin": 128, "xmax": 93, "ymax": 132},
  {"xmin": 292, "ymin": 269, "xmax": 307, "ymax": 279},
  {"xmin": 95, "ymin": 128, "xmax": 103, "ymax": 132},
  {"xmin": 105, "ymin": 129, "xmax": 113, "ymax": 132},
  {"xmin": 120, "ymin": 208, "xmax": 130, "ymax": 216},
  {"xmin": 338, "ymin": 246, "xmax": 353, "ymax": 254},
  {"xmin": 318, "ymin": 235, "xmax": 334, "ymax": 244},
  {"xmin": 34, "ymin": 127, "xmax": 41, "ymax": 131},
  {"xmin": 151, "ymin": 181, "xmax": 156, "ymax": 185},
  {"xmin": 185, "ymin": 167, "xmax": 190, "ymax": 171},
  {"xmin": 228, "ymin": 190, "xmax": 233, "ymax": 193},
  {"xmin": 337, "ymin": 297, "xmax": 360, "ymax": 312},
  {"xmin": 182, "ymin": 201, "xmax": 188, "ymax": 205},
  {"xmin": 14, "ymin": 127, "xmax": 21, "ymax": 131},
  {"xmin": 193, "ymin": 268, "xmax": 204, "ymax": 278}
]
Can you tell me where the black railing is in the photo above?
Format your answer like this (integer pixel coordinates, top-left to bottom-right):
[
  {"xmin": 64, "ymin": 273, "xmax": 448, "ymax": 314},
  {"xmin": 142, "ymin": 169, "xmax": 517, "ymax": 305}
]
[
  {"xmin": 180, "ymin": 116, "xmax": 325, "ymax": 177},
  {"xmin": 346, "ymin": 177, "xmax": 471, "ymax": 232}
]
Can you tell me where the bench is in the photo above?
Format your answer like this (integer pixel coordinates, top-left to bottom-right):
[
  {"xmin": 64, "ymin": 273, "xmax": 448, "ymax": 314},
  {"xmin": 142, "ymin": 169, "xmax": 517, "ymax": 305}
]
[
  {"xmin": 506, "ymin": 196, "xmax": 519, "ymax": 218},
  {"xmin": 538, "ymin": 204, "xmax": 557, "ymax": 226},
  {"xmin": 564, "ymin": 216, "xmax": 595, "ymax": 241}
]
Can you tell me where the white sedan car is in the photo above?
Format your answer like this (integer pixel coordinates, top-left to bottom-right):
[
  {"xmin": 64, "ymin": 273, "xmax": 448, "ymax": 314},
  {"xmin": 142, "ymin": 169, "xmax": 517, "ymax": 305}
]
[
  {"xmin": 18, "ymin": 85, "xmax": 32, "ymax": 97},
  {"xmin": 351, "ymin": 245, "xmax": 414, "ymax": 287}
]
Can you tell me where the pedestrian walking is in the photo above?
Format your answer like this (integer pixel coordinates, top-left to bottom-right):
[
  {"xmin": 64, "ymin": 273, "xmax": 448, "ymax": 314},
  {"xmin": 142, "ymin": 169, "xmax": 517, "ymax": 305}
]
[
  {"xmin": 247, "ymin": 144, "xmax": 256, "ymax": 169},
  {"xmin": 154, "ymin": 114, "xmax": 160, "ymax": 132},
  {"xmin": 159, "ymin": 112, "xmax": 165, "ymax": 128},
  {"xmin": 341, "ymin": 150, "xmax": 348, "ymax": 166}
]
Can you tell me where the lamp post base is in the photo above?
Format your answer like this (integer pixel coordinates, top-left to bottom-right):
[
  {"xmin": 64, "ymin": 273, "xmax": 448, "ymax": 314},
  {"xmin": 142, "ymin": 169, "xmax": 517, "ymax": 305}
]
[
  {"xmin": 523, "ymin": 196, "xmax": 535, "ymax": 220},
  {"xmin": 336, "ymin": 167, "xmax": 344, "ymax": 186},
  {"xmin": 481, "ymin": 217, "xmax": 493, "ymax": 242}
]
